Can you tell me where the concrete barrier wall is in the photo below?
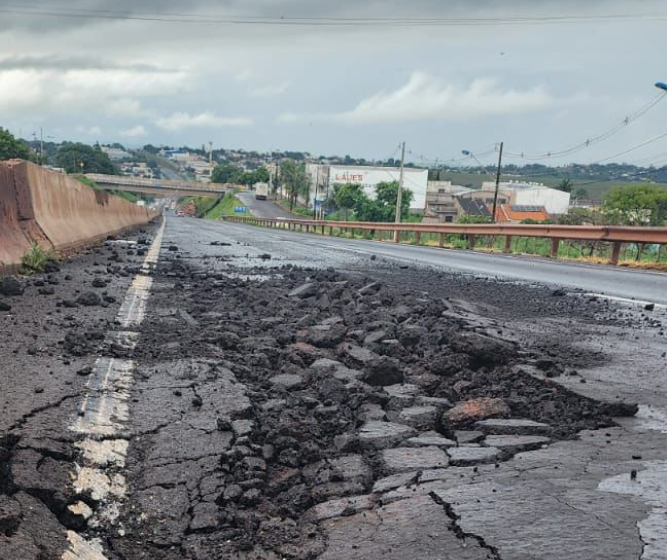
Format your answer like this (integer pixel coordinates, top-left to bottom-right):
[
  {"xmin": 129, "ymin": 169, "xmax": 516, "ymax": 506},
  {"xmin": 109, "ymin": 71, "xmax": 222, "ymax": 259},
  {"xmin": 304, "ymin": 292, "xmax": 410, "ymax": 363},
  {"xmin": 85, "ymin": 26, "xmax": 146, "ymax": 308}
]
[{"xmin": 0, "ymin": 159, "xmax": 158, "ymax": 268}]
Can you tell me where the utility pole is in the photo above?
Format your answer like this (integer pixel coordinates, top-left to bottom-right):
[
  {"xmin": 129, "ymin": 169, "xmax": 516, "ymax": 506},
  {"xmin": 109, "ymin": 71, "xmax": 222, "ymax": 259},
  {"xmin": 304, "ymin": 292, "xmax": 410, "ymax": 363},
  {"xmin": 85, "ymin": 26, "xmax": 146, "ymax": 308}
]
[
  {"xmin": 491, "ymin": 141, "xmax": 504, "ymax": 223},
  {"xmin": 393, "ymin": 142, "xmax": 406, "ymax": 243},
  {"xmin": 324, "ymin": 166, "xmax": 330, "ymax": 220},
  {"xmin": 313, "ymin": 166, "xmax": 319, "ymax": 219},
  {"xmin": 40, "ymin": 127, "xmax": 44, "ymax": 165},
  {"xmin": 268, "ymin": 165, "xmax": 274, "ymax": 198}
]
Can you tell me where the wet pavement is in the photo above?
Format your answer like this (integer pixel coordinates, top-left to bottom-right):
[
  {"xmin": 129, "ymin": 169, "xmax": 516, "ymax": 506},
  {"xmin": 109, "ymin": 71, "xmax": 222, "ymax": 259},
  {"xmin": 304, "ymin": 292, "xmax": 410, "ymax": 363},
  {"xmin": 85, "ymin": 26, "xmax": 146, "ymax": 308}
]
[{"xmin": 2, "ymin": 215, "xmax": 667, "ymax": 559}]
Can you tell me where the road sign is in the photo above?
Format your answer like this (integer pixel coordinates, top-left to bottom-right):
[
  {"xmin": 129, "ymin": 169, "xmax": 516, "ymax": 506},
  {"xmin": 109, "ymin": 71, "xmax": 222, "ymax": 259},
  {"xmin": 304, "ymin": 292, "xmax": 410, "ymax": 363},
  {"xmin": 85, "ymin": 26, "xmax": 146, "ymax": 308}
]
[{"xmin": 234, "ymin": 206, "xmax": 248, "ymax": 213}]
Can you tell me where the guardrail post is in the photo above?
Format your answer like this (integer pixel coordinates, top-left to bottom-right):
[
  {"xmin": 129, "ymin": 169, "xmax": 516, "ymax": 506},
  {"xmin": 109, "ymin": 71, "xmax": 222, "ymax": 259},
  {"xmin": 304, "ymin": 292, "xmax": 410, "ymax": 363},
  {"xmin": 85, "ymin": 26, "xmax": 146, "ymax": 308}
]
[
  {"xmin": 439, "ymin": 233, "xmax": 445, "ymax": 248},
  {"xmin": 321, "ymin": 225, "xmax": 325, "ymax": 235},
  {"xmin": 414, "ymin": 231, "xmax": 421, "ymax": 245},
  {"xmin": 329, "ymin": 226, "xmax": 333, "ymax": 236},
  {"xmin": 551, "ymin": 238, "xmax": 560, "ymax": 258},
  {"xmin": 394, "ymin": 230, "xmax": 400, "ymax": 243},
  {"xmin": 504, "ymin": 236, "xmax": 512, "ymax": 253},
  {"xmin": 468, "ymin": 234, "xmax": 476, "ymax": 250},
  {"xmin": 610, "ymin": 242, "xmax": 622, "ymax": 265}
]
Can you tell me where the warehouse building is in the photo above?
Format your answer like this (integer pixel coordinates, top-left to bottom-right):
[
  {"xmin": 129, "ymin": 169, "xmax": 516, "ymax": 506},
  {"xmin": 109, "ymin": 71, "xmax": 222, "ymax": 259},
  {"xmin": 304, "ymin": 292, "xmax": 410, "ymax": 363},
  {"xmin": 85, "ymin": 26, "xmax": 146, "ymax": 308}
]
[
  {"xmin": 481, "ymin": 181, "xmax": 570, "ymax": 215},
  {"xmin": 305, "ymin": 164, "xmax": 428, "ymax": 211}
]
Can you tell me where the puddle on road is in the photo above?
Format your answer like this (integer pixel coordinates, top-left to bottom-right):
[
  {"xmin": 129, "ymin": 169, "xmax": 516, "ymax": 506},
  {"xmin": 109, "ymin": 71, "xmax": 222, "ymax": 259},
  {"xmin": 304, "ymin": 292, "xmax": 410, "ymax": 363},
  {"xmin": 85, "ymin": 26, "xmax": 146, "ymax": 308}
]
[
  {"xmin": 599, "ymin": 406, "xmax": 667, "ymax": 560},
  {"xmin": 599, "ymin": 462, "xmax": 667, "ymax": 560},
  {"xmin": 636, "ymin": 405, "xmax": 667, "ymax": 434}
]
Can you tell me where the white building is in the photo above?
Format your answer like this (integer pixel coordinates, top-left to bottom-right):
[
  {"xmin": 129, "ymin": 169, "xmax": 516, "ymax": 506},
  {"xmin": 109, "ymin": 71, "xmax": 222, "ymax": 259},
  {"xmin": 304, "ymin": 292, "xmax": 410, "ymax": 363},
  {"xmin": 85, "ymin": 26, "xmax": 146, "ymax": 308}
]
[
  {"xmin": 482, "ymin": 181, "xmax": 570, "ymax": 214},
  {"xmin": 305, "ymin": 164, "xmax": 428, "ymax": 211},
  {"xmin": 101, "ymin": 147, "xmax": 131, "ymax": 161}
]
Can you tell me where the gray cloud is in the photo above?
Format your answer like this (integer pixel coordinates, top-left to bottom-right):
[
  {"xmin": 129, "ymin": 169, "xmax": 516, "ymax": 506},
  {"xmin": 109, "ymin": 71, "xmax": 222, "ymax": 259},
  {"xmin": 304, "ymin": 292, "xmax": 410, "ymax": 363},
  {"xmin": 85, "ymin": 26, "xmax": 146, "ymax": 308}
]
[
  {"xmin": 0, "ymin": 0, "xmax": 665, "ymax": 165},
  {"xmin": 0, "ymin": 55, "xmax": 173, "ymax": 72}
]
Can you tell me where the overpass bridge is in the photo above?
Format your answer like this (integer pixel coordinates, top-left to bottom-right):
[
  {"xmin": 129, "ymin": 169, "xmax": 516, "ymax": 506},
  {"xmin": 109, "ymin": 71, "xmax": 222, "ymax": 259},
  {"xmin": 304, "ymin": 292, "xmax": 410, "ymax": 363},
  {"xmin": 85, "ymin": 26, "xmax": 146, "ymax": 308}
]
[{"xmin": 85, "ymin": 174, "xmax": 244, "ymax": 197}]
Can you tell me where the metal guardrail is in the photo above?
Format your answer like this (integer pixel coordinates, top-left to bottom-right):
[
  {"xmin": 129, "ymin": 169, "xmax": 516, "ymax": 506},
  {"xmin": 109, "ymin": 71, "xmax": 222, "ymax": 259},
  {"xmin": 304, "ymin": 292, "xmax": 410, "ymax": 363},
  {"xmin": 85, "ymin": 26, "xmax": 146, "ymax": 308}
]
[
  {"xmin": 85, "ymin": 173, "xmax": 243, "ymax": 194},
  {"xmin": 223, "ymin": 216, "xmax": 667, "ymax": 265}
]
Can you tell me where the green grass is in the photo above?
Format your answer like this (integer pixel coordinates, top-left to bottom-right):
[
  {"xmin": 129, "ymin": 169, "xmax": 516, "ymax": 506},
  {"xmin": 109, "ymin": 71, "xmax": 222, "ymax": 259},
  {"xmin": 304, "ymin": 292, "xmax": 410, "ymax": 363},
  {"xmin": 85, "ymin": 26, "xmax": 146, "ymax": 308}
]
[
  {"xmin": 205, "ymin": 193, "xmax": 245, "ymax": 219},
  {"xmin": 74, "ymin": 175, "xmax": 102, "ymax": 190},
  {"xmin": 112, "ymin": 190, "xmax": 140, "ymax": 202},
  {"xmin": 276, "ymin": 199, "xmax": 313, "ymax": 217},
  {"xmin": 20, "ymin": 243, "xmax": 57, "ymax": 275},
  {"xmin": 74, "ymin": 175, "xmax": 142, "ymax": 203},
  {"xmin": 179, "ymin": 194, "xmax": 245, "ymax": 219}
]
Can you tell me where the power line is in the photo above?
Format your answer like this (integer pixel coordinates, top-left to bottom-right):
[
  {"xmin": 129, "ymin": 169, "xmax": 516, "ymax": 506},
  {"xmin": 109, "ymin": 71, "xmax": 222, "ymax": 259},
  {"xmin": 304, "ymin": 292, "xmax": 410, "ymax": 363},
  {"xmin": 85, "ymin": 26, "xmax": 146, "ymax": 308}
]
[
  {"xmin": 591, "ymin": 132, "xmax": 667, "ymax": 164},
  {"xmin": 503, "ymin": 91, "xmax": 667, "ymax": 161},
  {"xmin": 1, "ymin": 5, "xmax": 667, "ymax": 27}
]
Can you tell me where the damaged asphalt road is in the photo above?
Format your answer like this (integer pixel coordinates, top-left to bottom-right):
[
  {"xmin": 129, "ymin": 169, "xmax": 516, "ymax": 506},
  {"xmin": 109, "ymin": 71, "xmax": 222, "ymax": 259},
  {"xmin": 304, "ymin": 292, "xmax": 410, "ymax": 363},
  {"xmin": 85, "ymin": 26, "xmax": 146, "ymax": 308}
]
[{"xmin": 2, "ymin": 216, "xmax": 667, "ymax": 559}]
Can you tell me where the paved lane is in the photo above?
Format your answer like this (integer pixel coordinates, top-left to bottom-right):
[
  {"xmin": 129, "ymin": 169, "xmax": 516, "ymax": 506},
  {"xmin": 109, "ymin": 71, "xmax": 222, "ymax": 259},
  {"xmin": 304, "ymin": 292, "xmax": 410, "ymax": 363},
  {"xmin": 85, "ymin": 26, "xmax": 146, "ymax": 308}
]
[
  {"xmin": 180, "ymin": 218, "xmax": 667, "ymax": 305},
  {"xmin": 236, "ymin": 192, "xmax": 300, "ymax": 219}
]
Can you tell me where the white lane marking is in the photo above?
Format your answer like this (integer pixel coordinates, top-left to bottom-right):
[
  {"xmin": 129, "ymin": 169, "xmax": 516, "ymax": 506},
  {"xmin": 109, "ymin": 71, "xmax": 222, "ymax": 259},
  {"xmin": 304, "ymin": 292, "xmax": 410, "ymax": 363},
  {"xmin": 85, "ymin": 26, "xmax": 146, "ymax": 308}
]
[
  {"xmin": 583, "ymin": 293, "xmax": 667, "ymax": 310},
  {"xmin": 62, "ymin": 218, "xmax": 165, "ymax": 559}
]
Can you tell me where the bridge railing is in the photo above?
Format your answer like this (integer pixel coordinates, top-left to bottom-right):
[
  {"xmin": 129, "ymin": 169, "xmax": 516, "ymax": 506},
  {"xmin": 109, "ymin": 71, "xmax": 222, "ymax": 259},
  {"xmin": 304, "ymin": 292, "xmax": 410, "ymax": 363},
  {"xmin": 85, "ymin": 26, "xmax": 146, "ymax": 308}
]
[
  {"xmin": 223, "ymin": 216, "xmax": 667, "ymax": 265},
  {"xmin": 85, "ymin": 173, "xmax": 241, "ymax": 193}
]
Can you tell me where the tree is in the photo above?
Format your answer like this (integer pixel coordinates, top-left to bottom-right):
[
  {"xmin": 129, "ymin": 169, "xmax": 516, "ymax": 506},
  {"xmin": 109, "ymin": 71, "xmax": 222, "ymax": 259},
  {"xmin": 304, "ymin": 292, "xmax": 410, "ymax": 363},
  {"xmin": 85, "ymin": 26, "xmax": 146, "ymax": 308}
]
[
  {"xmin": 253, "ymin": 166, "xmax": 270, "ymax": 184},
  {"xmin": 142, "ymin": 144, "xmax": 160, "ymax": 154},
  {"xmin": 334, "ymin": 183, "xmax": 367, "ymax": 220},
  {"xmin": 558, "ymin": 208, "xmax": 598, "ymax": 226},
  {"xmin": 556, "ymin": 178, "xmax": 573, "ymax": 193},
  {"xmin": 603, "ymin": 184, "xmax": 667, "ymax": 226},
  {"xmin": 280, "ymin": 161, "xmax": 310, "ymax": 210},
  {"xmin": 573, "ymin": 187, "xmax": 589, "ymax": 200},
  {"xmin": 211, "ymin": 163, "xmax": 242, "ymax": 184},
  {"xmin": 0, "ymin": 127, "xmax": 31, "ymax": 161},
  {"xmin": 374, "ymin": 181, "xmax": 414, "ymax": 221},
  {"xmin": 56, "ymin": 143, "xmax": 116, "ymax": 174}
]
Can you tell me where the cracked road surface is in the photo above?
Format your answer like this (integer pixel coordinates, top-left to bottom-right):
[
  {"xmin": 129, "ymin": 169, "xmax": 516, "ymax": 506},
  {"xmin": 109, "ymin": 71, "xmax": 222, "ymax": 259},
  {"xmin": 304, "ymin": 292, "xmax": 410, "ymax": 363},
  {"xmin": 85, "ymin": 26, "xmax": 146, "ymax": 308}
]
[{"xmin": 1, "ymin": 216, "xmax": 667, "ymax": 559}]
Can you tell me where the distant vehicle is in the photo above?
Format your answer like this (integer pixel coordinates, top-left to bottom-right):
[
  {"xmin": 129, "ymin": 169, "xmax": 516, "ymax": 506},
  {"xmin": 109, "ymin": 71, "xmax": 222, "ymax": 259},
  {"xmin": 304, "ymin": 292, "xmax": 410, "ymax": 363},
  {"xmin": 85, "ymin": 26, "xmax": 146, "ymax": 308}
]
[
  {"xmin": 254, "ymin": 182, "xmax": 269, "ymax": 200},
  {"xmin": 176, "ymin": 211, "xmax": 185, "ymax": 217}
]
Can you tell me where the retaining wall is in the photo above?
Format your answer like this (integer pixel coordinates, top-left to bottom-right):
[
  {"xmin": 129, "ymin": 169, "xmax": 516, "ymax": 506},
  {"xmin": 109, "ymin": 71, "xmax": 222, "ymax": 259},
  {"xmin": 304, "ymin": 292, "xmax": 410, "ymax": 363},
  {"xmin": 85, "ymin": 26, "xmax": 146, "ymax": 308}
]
[{"xmin": 0, "ymin": 159, "xmax": 159, "ymax": 269}]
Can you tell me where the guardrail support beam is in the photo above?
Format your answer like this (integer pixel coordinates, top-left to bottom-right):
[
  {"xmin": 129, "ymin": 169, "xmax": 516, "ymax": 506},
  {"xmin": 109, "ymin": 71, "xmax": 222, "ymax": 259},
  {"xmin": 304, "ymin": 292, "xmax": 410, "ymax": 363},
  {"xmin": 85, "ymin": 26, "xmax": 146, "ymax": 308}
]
[
  {"xmin": 415, "ymin": 231, "xmax": 421, "ymax": 245},
  {"xmin": 551, "ymin": 238, "xmax": 561, "ymax": 258},
  {"xmin": 468, "ymin": 235, "xmax": 476, "ymax": 250},
  {"xmin": 610, "ymin": 242, "xmax": 622, "ymax": 265},
  {"xmin": 439, "ymin": 233, "xmax": 445, "ymax": 248},
  {"xmin": 504, "ymin": 236, "xmax": 512, "ymax": 253}
]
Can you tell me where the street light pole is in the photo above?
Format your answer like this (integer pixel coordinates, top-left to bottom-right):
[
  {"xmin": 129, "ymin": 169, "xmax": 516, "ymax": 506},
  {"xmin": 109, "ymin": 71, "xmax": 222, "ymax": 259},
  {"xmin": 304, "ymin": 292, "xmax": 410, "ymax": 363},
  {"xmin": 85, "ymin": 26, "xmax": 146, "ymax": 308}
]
[
  {"xmin": 313, "ymin": 166, "xmax": 319, "ymax": 219},
  {"xmin": 491, "ymin": 142, "xmax": 504, "ymax": 223},
  {"xmin": 393, "ymin": 141, "xmax": 406, "ymax": 243}
]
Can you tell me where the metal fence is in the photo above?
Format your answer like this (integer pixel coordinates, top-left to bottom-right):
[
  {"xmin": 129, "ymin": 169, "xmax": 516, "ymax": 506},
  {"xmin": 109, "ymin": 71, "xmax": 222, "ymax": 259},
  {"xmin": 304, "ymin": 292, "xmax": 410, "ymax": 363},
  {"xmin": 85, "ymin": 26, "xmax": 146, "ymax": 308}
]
[{"xmin": 223, "ymin": 216, "xmax": 667, "ymax": 265}]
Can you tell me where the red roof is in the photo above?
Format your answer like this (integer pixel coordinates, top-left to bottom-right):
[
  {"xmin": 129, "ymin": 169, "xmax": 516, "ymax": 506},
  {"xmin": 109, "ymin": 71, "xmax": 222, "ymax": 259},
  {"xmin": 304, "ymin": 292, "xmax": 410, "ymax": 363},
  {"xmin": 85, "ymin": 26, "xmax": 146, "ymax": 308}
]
[{"xmin": 495, "ymin": 204, "xmax": 550, "ymax": 223}]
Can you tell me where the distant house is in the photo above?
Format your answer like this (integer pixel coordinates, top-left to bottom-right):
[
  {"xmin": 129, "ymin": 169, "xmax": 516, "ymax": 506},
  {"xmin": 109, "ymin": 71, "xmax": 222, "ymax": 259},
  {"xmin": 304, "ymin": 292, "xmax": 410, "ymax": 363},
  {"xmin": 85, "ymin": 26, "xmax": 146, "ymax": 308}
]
[
  {"xmin": 457, "ymin": 189, "xmax": 511, "ymax": 208},
  {"xmin": 495, "ymin": 204, "xmax": 550, "ymax": 223},
  {"xmin": 423, "ymin": 181, "xmax": 472, "ymax": 223}
]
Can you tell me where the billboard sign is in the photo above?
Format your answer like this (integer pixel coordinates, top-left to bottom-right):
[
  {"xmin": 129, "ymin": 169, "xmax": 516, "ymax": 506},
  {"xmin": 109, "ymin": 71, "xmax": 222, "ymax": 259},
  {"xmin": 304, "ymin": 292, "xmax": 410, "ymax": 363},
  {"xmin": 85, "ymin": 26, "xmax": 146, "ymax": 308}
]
[{"xmin": 328, "ymin": 166, "xmax": 428, "ymax": 210}]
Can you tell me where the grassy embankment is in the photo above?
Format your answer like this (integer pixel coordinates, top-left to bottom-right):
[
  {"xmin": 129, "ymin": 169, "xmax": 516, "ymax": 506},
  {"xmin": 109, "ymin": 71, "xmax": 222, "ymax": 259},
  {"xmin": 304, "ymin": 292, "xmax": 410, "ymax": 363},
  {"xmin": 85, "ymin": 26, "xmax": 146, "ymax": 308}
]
[
  {"xmin": 74, "ymin": 175, "xmax": 141, "ymax": 202},
  {"xmin": 180, "ymin": 193, "xmax": 246, "ymax": 219}
]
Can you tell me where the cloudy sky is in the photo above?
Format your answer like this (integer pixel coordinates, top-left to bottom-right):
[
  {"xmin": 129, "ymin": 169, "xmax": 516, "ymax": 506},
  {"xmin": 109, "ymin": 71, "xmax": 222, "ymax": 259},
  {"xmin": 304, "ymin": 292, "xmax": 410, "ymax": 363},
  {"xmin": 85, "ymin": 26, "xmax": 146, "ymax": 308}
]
[{"xmin": 1, "ymin": 0, "xmax": 666, "ymax": 167}]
